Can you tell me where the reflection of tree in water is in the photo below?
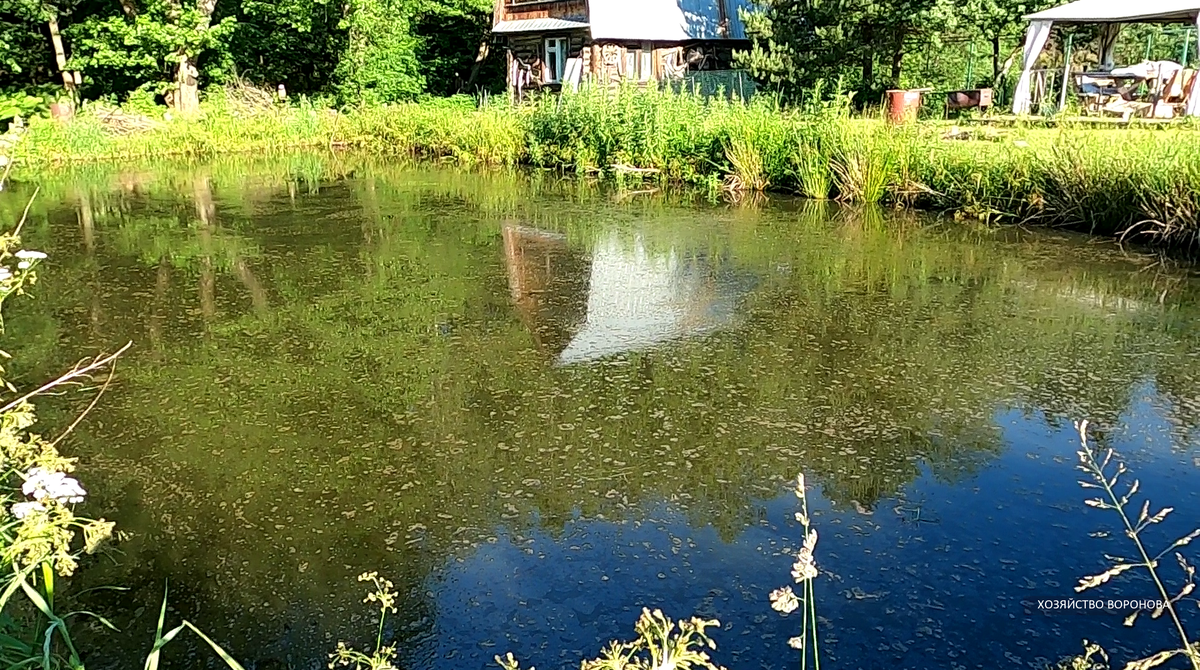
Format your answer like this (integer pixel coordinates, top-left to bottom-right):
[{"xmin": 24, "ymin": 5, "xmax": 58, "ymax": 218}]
[
  {"xmin": 5, "ymin": 162, "xmax": 1200, "ymax": 668},
  {"xmin": 116, "ymin": 173, "xmax": 268, "ymax": 326}
]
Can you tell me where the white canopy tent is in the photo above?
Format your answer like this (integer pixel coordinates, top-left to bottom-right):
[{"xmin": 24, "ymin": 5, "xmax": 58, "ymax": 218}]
[{"xmin": 1012, "ymin": 0, "xmax": 1200, "ymax": 115}]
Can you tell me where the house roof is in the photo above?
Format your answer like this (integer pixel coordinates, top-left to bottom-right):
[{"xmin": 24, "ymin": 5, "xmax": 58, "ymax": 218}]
[
  {"xmin": 1025, "ymin": 0, "xmax": 1200, "ymax": 23},
  {"xmin": 493, "ymin": 17, "xmax": 590, "ymax": 33},
  {"xmin": 588, "ymin": 0, "xmax": 752, "ymax": 41},
  {"xmin": 555, "ymin": 233, "xmax": 750, "ymax": 366}
]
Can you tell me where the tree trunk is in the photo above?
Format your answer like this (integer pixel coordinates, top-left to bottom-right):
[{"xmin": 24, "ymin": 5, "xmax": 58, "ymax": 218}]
[
  {"xmin": 47, "ymin": 16, "xmax": 77, "ymax": 99},
  {"xmin": 174, "ymin": 54, "xmax": 201, "ymax": 115},
  {"xmin": 860, "ymin": 23, "xmax": 874, "ymax": 89},
  {"xmin": 169, "ymin": 0, "xmax": 218, "ymax": 115},
  {"xmin": 462, "ymin": 38, "xmax": 490, "ymax": 92},
  {"xmin": 992, "ymin": 35, "xmax": 1001, "ymax": 82},
  {"xmin": 890, "ymin": 30, "xmax": 906, "ymax": 87}
]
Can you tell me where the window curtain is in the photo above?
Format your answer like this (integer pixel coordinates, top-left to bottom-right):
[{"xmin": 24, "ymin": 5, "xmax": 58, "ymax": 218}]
[{"xmin": 1012, "ymin": 20, "xmax": 1054, "ymax": 115}]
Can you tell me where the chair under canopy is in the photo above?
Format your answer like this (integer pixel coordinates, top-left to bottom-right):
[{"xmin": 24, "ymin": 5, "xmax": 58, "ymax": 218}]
[{"xmin": 1011, "ymin": 0, "xmax": 1200, "ymax": 115}]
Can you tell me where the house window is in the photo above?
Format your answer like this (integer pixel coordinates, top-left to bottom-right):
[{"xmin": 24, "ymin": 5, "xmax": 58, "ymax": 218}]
[
  {"xmin": 544, "ymin": 37, "xmax": 567, "ymax": 83},
  {"xmin": 639, "ymin": 42, "xmax": 653, "ymax": 82}
]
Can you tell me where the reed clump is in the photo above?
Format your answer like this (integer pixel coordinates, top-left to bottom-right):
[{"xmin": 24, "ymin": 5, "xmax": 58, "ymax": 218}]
[{"xmin": 12, "ymin": 86, "xmax": 1200, "ymax": 246}]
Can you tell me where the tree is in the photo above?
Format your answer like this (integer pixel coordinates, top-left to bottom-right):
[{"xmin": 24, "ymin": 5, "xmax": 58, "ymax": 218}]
[
  {"xmin": 334, "ymin": 0, "xmax": 424, "ymax": 105},
  {"xmin": 736, "ymin": 0, "xmax": 863, "ymax": 100},
  {"xmin": 68, "ymin": 0, "xmax": 235, "ymax": 108},
  {"xmin": 11, "ymin": 0, "xmax": 502, "ymax": 106},
  {"xmin": 409, "ymin": 0, "xmax": 502, "ymax": 95},
  {"xmin": 169, "ymin": 0, "xmax": 220, "ymax": 114},
  {"xmin": 962, "ymin": 0, "xmax": 1046, "ymax": 82},
  {"xmin": 736, "ymin": 0, "xmax": 956, "ymax": 100},
  {"xmin": 0, "ymin": 1, "xmax": 84, "ymax": 99},
  {"xmin": 226, "ymin": 0, "xmax": 346, "ymax": 96}
]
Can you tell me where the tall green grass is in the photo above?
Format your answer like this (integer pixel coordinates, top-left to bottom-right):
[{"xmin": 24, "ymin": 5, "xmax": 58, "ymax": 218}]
[{"xmin": 11, "ymin": 86, "xmax": 1200, "ymax": 246}]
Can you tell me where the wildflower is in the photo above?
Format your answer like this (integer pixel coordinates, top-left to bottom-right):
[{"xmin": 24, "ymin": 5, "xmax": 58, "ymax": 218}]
[
  {"xmin": 11, "ymin": 501, "xmax": 45, "ymax": 519},
  {"xmin": 22, "ymin": 467, "xmax": 87, "ymax": 504},
  {"xmin": 17, "ymin": 261, "xmax": 29, "ymax": 270},
  {"xmin": 788, "ymin": 636, "xmax": 804, "ymax": 650},
  {"xmin": 360, "ymin": 571, "xmax": 398, "ymax": 613},
  {"xmin": 14, "ymin": 250, "xmax": 46, "ymax": 260},
  {"xmin": 84, "ymin": 518, "xmax": 116, "ymax": 553},
  {"xmin": 769, "ymin": 586, "xmax": 800, "ymax": 613},
  {"xmin": 0, "ymin": 267, "xmax": 11, "ymax": 281},
  {"xmin": 791, "ymin": 529, "xmax": 818, "ymax": 583}
]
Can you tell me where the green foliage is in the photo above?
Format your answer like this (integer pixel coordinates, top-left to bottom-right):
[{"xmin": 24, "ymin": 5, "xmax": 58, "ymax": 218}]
[
  {"xmin": 328, "ymin": 572, "xmax": 399, "ymax": 670},
  {"xmin": 68, "ymin": 0, "xmax": 238, "ymax": 100},
  {"xmin": 410, "ymin": 0, "xmax": 502, "ymax": 96},
  {"xmin": 498, "ymin": 608, "xmax": 725, "ymax": 670},
  {"xmin": 0, "ymin": 217, "xmax": 119, "ymax": 669},
  {"xmin": 144, "ymin": 585, "xmax": 247, "ymax": 670},
  {"xmin": 0, "ymin": 0, "xmax": 53, "ymax": 83},
  {"xmin": 11, "ymin": 88, "xmax": 1200, "ymax": 247},
  {"xmin": 333, "ymin": 0, "xmax": 425, "ymax": 105},
  {"xmin": 3, "ymin": 0, "xmax": 503, "ymax": 106},
  {"xmin": 737, "ymin": 0, "xmax": 960, "ymax": 99},
  {"xmin": 0, "ymin": 91, "xmax": 48, "ymax": 126},
  {"xmin": 227, "ymin": 0, "xmax": 346, "ymax": 95}
]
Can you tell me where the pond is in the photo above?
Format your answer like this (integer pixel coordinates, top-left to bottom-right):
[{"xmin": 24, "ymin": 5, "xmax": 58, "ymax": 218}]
[{"xmin": 2, "ymin": 157, "xmax": 1200, "ymax": 670}]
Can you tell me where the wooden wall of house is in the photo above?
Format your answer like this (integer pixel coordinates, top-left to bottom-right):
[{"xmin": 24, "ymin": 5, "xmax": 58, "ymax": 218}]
[
  {"xmin": 587, "ymin": 43, "xmax": 690, "ymax": 88},
  {"xmin": 497, "ymin": 0, "xmax": 587, "ymax": 23},
  {"xmin": 503, "ymin": 33, "xmax": 750, "ymax": 91}
]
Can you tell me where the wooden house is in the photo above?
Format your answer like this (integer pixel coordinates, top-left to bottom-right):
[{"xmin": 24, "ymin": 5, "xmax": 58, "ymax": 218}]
[{"xmin": 492, "ymin": 0, "xmax": 752, "ymax": 94}]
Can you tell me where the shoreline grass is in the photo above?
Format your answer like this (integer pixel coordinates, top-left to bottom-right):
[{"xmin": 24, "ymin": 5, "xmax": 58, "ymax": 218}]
[{"xmin": 8, "ymin": 87, "xmax": 1200, "ymax": 247}]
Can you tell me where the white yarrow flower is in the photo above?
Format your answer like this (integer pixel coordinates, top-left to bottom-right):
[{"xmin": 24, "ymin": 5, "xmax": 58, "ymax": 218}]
[
  {"xmin": 17, "ymin": 261, "xmax": 29, "ymax": 270},
  {"xmin": 769, "ymin": 586, "xmax": 800, "ymax": 613},
  {"xmin": 788, "ymin": 636, "xmax": 804, "ymax": 650},
  {"xmin": 22, "ymin": 467, "xmax": 87, "ymax": 504},
  {"xmin": 11, "ymin": 501, "xmax": 46, "ymax": 519},
  {"xmin": 791, "ymin": 529, "xmax": 819, "ymax": 583},
  {"xmin": 14, "ymin": 250, "xmax": 46, "ymax": 260}
]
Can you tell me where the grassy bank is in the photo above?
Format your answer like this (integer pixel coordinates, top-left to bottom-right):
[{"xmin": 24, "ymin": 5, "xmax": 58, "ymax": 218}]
[{"xmin": 9, "ymin": 87, "xmax": 1200, "ymax": 246}]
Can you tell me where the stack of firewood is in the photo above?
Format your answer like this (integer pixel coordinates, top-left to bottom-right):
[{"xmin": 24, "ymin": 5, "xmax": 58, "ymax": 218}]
[
  {"xmin": 87, "ymin": 103, "xmax": 162, "ymax": 135},
  {"xmin": 222, "ymin": 79, "xmax": 277, "ymax": 114}
]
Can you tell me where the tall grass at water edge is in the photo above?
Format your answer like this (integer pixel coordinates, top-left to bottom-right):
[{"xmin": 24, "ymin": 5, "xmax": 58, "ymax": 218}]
[{"xmin": 10, "ymin": 86, "xmax": 1200, "ymax": 246}]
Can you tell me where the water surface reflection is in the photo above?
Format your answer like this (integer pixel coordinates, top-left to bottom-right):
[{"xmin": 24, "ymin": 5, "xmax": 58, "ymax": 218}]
[{"xmin": 0, "ymin": 159, "xmax": 1198, "ymax": 670}]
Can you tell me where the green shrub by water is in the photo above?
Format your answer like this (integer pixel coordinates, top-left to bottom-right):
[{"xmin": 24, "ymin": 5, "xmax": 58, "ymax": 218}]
[{"xmin": 10, "ymin": 86, "xmax": 1200, "ymax": 246}]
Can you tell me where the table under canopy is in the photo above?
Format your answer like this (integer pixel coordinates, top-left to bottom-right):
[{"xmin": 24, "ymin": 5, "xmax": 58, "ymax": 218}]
[{"xmin": 1012, "ymin": 0, "xmax": 1200, "ymax": 115}]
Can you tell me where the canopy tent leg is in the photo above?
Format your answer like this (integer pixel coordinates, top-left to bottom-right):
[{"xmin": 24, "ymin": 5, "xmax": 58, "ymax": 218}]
[
  {"xmin": 1188, "ymin": 13, "xmax": 1200, "ymax": 115},
  {"xmin": 1013, "ymin": 20, "xmax": 1054, "ymax": 114}
]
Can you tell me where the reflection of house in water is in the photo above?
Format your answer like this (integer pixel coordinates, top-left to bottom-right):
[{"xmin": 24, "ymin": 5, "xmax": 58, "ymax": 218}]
[
  {"xmin": 503, "ymin": 225, "xmax": 752, "ymax": 365},
  {"xmin": 502, "ymin": 225, "xmax": 592, "ymax": 355}
]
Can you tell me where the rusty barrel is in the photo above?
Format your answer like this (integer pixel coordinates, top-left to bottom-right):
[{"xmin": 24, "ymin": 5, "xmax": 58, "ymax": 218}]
[{"xmin": 886, "ymin": 89, "xmax": 923, "ymax": 124}]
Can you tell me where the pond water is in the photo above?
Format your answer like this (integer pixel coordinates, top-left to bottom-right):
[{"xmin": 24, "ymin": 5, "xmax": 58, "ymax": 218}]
[{"xmin": 2, "ymin": 157, "xmax": 1200, "ymax": 670}]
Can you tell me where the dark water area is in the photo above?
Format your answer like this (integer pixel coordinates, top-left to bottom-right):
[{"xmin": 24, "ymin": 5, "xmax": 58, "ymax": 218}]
[{"xmin": 2, "ymin": 157, "xmax": 1200, "ymax": 670}]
